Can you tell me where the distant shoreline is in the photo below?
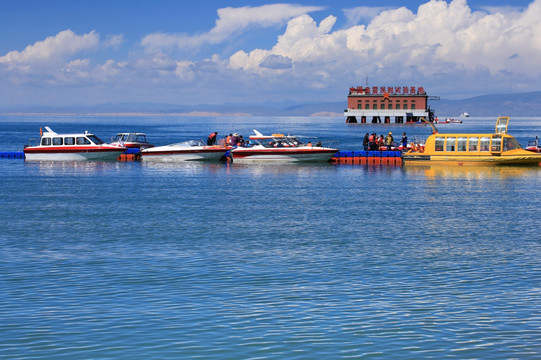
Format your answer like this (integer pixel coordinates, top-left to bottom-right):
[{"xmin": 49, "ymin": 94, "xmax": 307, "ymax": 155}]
[{"xmin": 0, "ymin": 111, "xmax": 344, "ymax": 117}]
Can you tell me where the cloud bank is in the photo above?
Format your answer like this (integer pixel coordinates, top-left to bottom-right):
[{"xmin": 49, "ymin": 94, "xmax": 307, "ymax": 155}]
[{"xmin": 0, "ymin": 0, "xmax": 540, "ymax": 106}]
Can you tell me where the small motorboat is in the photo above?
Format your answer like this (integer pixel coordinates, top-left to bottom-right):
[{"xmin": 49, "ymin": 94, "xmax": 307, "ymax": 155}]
[
  {"xmin": 24, "ymin": 126, "xmax": 126, "ymax": 161},
  {"xmin": 141, "ymin": 139, "xmax": 229, "ymax": 162},
  {"xmin": 109, "ymin": 132, "xmax": 153, "ymax": 149},
  {"xmin": 439, "ymin": 118, "xmax": 463, "ymax": 124},
  {"xmin": 231, "ymin": 129, "xmax": 338, "ymax": 162},
  {"xmin": 525, "ymin": 136, "xmax": 541, "ymax": 153}
]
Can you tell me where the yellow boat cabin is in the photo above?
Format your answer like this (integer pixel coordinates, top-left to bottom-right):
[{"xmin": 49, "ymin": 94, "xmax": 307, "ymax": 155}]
[{"xmin": 403, "ymin": 117, "xmax": 541, "ymax": 165}]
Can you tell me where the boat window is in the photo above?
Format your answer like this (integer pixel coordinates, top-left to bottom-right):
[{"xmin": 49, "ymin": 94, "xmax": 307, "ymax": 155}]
[
  {"xmin": 480, "ymin": 137, "xmax": 490, "ymax": 152},
  {"xmin": 76, "ymin": 137, "xmax": 91, "ymax": 145},
  {"xmin": 86, "ymin": 135, "xmax": 104, "ymax": 145},
  {"xmin": 52, "ymin": 137, "xmax": 63, "ymax": 146},
  {"xmin": 468, "ymin": 137, "xmax": 479, "ymax": 151},
  {"xmin": 41, "ymin": 137, "xmax": 51, "ymax": 146},
  {"xmin": 136, "ymin": 135, "xmax": 146, "ymax": 142},
  {"xmin": 503, "ymin": 137, "xmax": 521, "ymax": 151},
  {"xmin": 446, "ymin": 137, "xmax": 456, "ymax": 151},
  {"xmin": 64, "ymin": 137, "xmax": 75, "ymax": 145},
  {"xmin": 491, "ymin": 137, "xmax": 501, "ymax": 152},
  {"xmin": 457, "ymin": 137, "xmax": 467, "ymax": 151},
  {"xmin": 434, "ymin": 137, "xmax": 444, "ymax": 151}
]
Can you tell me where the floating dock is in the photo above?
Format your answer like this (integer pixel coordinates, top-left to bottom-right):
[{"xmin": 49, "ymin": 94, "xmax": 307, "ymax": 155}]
[
  {"xmin": 117, "ymin": 148, "xmax": 142, "ymax": 161},
  {"xmin": 331, "ymin": 150, "xmax": 403, "ymax": 165},
  {"xmin": 1, "ymin": 149, "xmax": 404, "ymax": 165},
  {"xmin": 0, "ymin": 151, "xmax": 25, "ymax": 159}
]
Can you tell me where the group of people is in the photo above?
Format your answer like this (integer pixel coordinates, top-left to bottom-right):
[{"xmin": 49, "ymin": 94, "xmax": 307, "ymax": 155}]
[
  {"xmin": 363, "ymin": 132, "xmax": 408, "ymax": 151},
  {"xmin": 207, "ymin": 132, "xmax": 247, "ymax": 148}
]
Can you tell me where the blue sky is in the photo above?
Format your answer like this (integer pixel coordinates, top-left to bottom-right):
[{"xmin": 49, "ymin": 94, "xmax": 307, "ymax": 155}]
[{"xmin": 0, "ymin": 0, "xmax": 539, "ymax": 108}]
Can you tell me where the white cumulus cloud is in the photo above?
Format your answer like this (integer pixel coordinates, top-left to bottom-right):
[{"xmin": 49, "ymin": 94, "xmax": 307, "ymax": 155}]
[
  {"xmin": 0, "ymin": 30, "xmax": 99, "ymax": 71},
  {"xmin": 141, "ymin": 4, "xmax": 324, "ymax": 53},
  {"xmin": 227, "ymin": 0, "xmax": 541, "ymax": 96}
]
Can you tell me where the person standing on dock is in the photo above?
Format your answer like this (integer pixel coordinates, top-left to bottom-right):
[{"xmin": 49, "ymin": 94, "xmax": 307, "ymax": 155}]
[
  {"xmin": 385, "ymin": 132, "xmax": 394, "ymax": 150},
  {"xmin": 401, "ymin": 132, "xmax": 408, "ymax": 148},
  {"xmin": 363, "ymin": 133, "xmax": 369, "ymax": 151}
]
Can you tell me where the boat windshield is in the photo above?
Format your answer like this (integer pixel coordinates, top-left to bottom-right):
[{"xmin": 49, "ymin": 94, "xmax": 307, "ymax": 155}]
[
  {"xmin": 173, "ymin": 140, "xmax": 205, "ymax": 147},
  {"xmin": 87, "ymin": 135, "xmax": 104, "ymax": 145},
  {"xmin": 503, "ymin": 137, "xmax": 521, "ymax": 151},
  {"xmin": 132, "ymin": 134, "xmax": 147, "ymax": 142},
  {"xmin": 256, "ymin": 137, "xmax": 301, "ymax": 148}
]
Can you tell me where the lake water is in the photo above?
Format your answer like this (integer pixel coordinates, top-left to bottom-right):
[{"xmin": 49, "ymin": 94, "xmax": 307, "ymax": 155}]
[{"xmin": 1, "ymin": 115, "xmax": 541, "ymax": 359}]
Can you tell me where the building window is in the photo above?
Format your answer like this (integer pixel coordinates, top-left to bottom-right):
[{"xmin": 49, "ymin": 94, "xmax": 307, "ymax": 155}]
[
  {"xmin": 365, "ymin": 103, "xmax": 370, "ymax": 109},
  {"xmin": 396, "ymin": 104, "xmax": 400, "ymax": 109},
  {"xmin": 358, "ymin": 103, "xmax": 362, "ymax": 109},
  {"xmin": 411, "ymin": 103, "xmax": 416, "ymax": 110},
  {"xmin": 373, "ymin": 103, "xmax": 377, "ymax": 109},
  {"xmin": 380, "ymin": 103, "xmax": 385, "ymax": 109},
  {"xmin": 388, "ymin": 103, "xmax": 393, "ymax": 109}
]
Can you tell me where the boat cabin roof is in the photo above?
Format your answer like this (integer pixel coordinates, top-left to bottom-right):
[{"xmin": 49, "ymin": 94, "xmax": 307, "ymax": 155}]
[{"xmin": 41, "ymin": 126, "xmax": 95, "ymax": 138}]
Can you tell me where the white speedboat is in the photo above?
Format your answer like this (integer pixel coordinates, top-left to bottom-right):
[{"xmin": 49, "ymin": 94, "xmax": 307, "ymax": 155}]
[
  {"xmin": 24, "ymin": 126, "xmax": 126, "ymax": 161},
  {"xmin": 441, "ymin": 118, "xmax": 463, "ymax": 124},
  {"xmin": 141, "ymin": 139, "xmax": 229, "ymax": 161},
  {"xmin": 109, "ymin": 132, "xmax": 153, "ymax": 149},
  {"xmin": 231, "ymin": 130, "xmax": 338, "ymax": 162}
]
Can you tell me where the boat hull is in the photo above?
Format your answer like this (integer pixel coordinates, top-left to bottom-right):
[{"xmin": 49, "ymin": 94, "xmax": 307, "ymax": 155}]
[
  {"xmin": 403, "ymin": 153, "xmax": 541, "ymax": 165},
  {"xmin": 24, "ymin": 147, "xmax": 125, "ymax": 161},
  {"xmin": 141, "ymin": 148, "xmax": 228, "ymax": 162},
  {"xmin": 232, "ymin": 148, "xmax": 337, "ymax": 162}
]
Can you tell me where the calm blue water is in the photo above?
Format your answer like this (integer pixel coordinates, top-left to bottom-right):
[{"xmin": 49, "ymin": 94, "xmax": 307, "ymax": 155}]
[{"xmin": 1, "ymin": 115, "xmax": 541, "ymax": 359}]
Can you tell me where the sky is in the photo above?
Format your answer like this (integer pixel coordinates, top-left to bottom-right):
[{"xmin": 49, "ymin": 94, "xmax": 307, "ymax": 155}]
[{"xmin": 0, "ymin": 0, "xmax": 540, "ymax": 108}]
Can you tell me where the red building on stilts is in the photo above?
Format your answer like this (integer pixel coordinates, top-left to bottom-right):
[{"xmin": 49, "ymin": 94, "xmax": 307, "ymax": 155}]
[{"xmin": 344, "ymin": 85, "xmax": 439, "ymax": 124}]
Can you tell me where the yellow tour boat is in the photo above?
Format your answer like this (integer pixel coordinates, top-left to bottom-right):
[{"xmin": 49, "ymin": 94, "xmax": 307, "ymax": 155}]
[{"xmin": 402, "ymin": 116, "xmax": 541, "ymax": 166}]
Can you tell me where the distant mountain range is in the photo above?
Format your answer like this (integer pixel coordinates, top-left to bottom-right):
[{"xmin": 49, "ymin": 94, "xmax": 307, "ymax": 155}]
[{"xmin": 2, "ymin": 91, "xmax": 541, "ymax": 117}]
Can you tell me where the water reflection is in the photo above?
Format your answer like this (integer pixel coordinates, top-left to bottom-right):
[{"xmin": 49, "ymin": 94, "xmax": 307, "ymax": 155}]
[
  {"xmin": 404, "ymin": 163, "xmax": 541, "ymax": 179},
  {"xmin": 24, "ymin": 160, "xmax": 135, "ymax": 176}
]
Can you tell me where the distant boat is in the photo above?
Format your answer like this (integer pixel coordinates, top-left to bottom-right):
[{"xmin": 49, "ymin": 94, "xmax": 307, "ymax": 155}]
[
  {"xmin": 460, "ymin": 112, "xmax": 470, "ymax": 117},
  {"xmin": 441, "ymin": 118, "xmax": 463, "ymax": 124}
]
